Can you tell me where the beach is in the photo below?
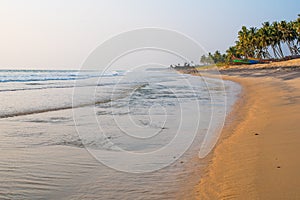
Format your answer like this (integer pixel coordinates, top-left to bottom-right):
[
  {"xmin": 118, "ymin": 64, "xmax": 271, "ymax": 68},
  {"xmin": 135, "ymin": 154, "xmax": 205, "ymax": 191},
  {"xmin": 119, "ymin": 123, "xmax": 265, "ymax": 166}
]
[
  {"xmin": 0, "ymin": 1, "xmax": 299, "ymax": 199},
  {"xmin": 192, "ymin": 60, "xmax": 300, "ymax": 199}
]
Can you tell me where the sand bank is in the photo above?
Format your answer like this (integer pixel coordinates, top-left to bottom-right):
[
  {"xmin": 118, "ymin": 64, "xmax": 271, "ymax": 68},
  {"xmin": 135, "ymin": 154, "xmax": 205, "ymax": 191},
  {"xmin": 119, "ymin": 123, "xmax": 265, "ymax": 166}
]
[{"xmin": 193, "ymin": 65, "xmax": 300, "ymax": 199}]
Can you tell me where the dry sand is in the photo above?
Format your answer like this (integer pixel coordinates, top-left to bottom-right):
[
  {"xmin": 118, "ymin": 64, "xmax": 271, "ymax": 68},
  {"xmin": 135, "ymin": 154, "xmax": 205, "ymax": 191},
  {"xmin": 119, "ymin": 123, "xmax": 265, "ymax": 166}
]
[{"xmin": 192, "ymin": 61, "xmax": 300, "ymax": 199}]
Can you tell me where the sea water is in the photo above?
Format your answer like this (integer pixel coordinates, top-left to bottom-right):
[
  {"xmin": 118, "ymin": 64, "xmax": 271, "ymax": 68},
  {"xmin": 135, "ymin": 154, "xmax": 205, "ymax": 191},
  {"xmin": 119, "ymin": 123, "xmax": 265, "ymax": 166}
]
[{"xmin": 0, "ymin": 68, "xmax": 240, "ymax": 199}]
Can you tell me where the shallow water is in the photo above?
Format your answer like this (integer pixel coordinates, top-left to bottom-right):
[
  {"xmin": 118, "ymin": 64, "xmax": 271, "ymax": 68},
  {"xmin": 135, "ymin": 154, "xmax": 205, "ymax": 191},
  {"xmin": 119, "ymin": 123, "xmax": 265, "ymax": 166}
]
[{"xmin": 0, "ymin": 68, "xmax": 240, "ymax": 199}]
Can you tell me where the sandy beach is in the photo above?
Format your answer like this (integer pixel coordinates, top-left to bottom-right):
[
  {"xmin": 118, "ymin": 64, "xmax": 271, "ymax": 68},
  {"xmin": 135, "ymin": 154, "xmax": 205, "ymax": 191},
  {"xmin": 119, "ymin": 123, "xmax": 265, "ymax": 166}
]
[{"xmin": 192, "ymin": 60, "xmax": 300, "ymax": 199}]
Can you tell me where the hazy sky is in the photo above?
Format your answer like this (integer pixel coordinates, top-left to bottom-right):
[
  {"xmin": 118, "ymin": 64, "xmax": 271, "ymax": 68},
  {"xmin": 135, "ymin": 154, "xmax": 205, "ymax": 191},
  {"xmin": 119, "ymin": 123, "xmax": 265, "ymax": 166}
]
[{"xmin": 0, "ymin": 0, "xmax": 299, "ymax": 69}]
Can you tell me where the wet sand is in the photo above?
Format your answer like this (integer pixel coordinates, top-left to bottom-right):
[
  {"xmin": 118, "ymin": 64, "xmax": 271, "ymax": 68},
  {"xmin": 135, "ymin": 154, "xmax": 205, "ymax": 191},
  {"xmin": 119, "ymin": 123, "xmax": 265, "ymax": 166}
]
[{"xmin": 192, "ymin": 61, "xmax": 300, "ymax": 199}]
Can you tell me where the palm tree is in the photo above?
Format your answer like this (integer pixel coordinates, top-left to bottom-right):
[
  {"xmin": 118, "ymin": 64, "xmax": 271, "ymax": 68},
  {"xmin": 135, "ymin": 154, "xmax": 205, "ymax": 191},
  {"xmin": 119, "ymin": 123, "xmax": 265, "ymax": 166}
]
[
  {"xmin": 225, "ymin": 46, "xmax": 239, "ymax": 62},
  {"xmin": 236, "ymin": 26, "xmax": 252, "ymax": 58},
  {"xmin": 256, "ymin": 23, "xmax": 271, "ymax": 59},
  {"xmin": 247, "ymin": 27, "xmax": 257, "ymax": 58},
  {"xmin": 258, "ymin": 22, "xmax": 273, "ymax": 59},
  {"xmin": 214, "ymin": 15, "xmax": 300, "ymax": 64},
  {"xmin": 279, "ymin": 20, "xmax": 298, "ymax": 56},
  {"xmin": 271, "ymin": 21, "xmax": 285, "ymax": 58},
  {"xmin": 294, "ymin": 14, "xmax": 300, "ymax": 52}
]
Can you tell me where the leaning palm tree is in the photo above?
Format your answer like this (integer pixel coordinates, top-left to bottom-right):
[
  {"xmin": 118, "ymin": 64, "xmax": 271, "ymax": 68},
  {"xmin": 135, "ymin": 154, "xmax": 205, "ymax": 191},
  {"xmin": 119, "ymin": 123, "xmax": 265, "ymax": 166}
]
[
  {"xmin": 266, "ymin": 22, "xmax": 281, "ymax": 58},
  {"xmin": 259, "ymin": 22, "xmax": 273, "ymax": 58},
  {"xmin": 257, "ymin": 23, "xmax": 271, "ymax": 59},
  {"xmin": 294, "ymin": 15, "xmax": 300, "ymax": 51},
  {"xmin": 218, "ymin": 15, "xmax": 300, "ymax": 63},
  {"xmin": 279, "ymin": 20, "xmax": 298, "ymax": 56},
  {"xmin": 272, "ymin": 21, "xmax": 285, "ymax": 58}
]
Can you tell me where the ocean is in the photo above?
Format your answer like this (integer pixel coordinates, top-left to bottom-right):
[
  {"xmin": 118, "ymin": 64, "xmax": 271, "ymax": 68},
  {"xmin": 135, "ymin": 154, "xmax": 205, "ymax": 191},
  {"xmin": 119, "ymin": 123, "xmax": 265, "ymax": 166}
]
[{"xmin": 0, "ymin": 68, "xmax": 240, "ymax": 199}]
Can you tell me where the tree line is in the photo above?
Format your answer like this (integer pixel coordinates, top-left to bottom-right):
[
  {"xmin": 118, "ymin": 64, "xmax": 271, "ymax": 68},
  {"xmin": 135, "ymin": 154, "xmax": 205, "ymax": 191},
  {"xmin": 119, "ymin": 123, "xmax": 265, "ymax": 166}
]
[{"xmin": 201, "ymin": 14, "xmax": 300, "ymax": 65}]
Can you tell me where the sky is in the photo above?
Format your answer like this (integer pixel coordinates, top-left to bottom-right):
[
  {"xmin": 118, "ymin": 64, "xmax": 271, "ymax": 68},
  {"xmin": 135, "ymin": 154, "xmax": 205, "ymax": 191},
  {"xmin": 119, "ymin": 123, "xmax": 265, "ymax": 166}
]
[{"xmin": 0, "ymin": 0, "xmax": 299, "ymax": 70}]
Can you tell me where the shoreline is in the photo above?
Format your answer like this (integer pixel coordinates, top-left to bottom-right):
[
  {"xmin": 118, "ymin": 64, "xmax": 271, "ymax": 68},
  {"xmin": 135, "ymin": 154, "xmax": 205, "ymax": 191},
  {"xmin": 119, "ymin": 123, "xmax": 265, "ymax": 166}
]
[{"xmin": 189, "ymin": 63, "xmax": 300, "ymax": 199}]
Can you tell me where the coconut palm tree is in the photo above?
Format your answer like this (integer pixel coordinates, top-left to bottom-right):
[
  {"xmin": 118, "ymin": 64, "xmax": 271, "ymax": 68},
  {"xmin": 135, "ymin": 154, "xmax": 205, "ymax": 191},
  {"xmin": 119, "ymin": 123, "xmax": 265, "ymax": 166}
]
[
  {"xmin": 258, "ymin": 22, "xmax": 273, "ymax": 58},
  {"xmin": 294, "ymin": 15, "xmax": 300, "ymax": 52},
  {"xmin": 271, "ymin": 21, "xmax": 285, "ymax": 58},
  {"xmin": 236, "ymin": 26, "xmax": 254, "ymax": 58},
  {"xmin": 245, "ymin": 27, "xmax": 255, "ymax": 58},
  {"xmin": 279, "ymin": 20, "xmax": 298, "ymax": 55},
  {"xmin": 215, "ymin": 15, "xmax": 300, "ymax": 64},
  {"xmin": 226, "ymin": 46, "xmax": 238, "ymax": 60}
]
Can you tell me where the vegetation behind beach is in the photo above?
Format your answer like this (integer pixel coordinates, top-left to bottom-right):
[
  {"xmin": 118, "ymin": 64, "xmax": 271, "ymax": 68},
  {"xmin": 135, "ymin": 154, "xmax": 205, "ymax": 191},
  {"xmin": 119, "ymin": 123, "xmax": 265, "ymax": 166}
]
[{"xmin": 200, "ymin": 14, "xmax": 300, "ymax": 65}]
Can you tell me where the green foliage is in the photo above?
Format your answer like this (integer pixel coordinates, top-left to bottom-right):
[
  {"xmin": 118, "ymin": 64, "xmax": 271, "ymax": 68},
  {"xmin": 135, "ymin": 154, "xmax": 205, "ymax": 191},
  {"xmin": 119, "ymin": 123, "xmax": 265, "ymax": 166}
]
[
  {"xmin": 230, "ymin": 15, "xmax": 300, "ymax": 59},
  {"xmin": 201, "ymin": 14, "xmax": 300, "ymax": 64},
  {"xmin": 200, "ymin": 51, "xmax": 226, "ymax": 65}
]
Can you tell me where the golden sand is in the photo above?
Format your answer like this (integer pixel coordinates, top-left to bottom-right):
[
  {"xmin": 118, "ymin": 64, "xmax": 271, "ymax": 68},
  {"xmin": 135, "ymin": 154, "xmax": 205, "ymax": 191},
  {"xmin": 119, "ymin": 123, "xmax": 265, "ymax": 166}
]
[{"xmin": 192, "ymin": 63, "xmax": 300, "ymax": 199}]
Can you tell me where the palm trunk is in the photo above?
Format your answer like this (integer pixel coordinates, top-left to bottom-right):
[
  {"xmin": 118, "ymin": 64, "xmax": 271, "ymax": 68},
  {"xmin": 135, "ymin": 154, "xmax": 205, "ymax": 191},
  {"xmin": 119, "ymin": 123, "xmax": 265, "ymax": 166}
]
[
  {"xmin": 291, "ymin": 40, "xmax": 300, "ymax": 55},
  {"xmin": 271, "ymin": 45, "xmax": 279, "ymax": 59},
  {"xmin": 277, "ymin": 43, "xmax": 284, "ymax": 58},
  {"xmin": 264, "ymin": 47, "xmax": 271, "ymax": 59},
  {"xmin": 286, "ymin": 41, "xmax": 294, "ymax": 55}
]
